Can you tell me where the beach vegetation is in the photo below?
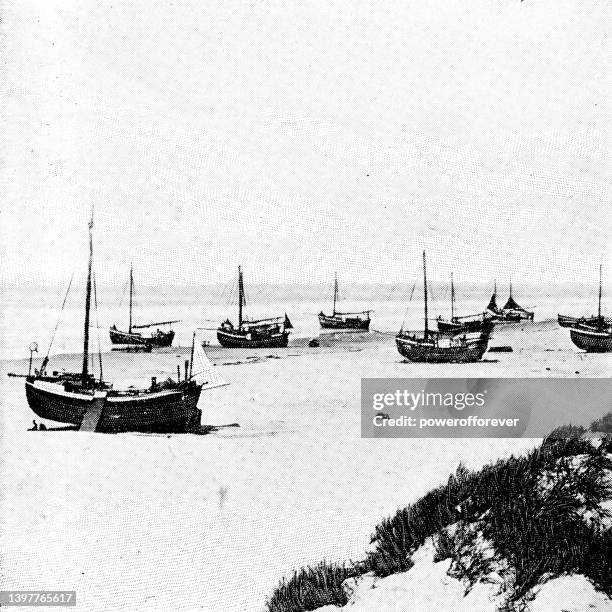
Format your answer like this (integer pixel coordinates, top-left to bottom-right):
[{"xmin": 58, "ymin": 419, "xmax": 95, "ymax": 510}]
[
  {"xmin": 266, "ymin": 424, "xmax": 612, "ymax": 612},
  {"xmin": 265, "ymin": 560, "xmax": 367, "ymax": 612}
]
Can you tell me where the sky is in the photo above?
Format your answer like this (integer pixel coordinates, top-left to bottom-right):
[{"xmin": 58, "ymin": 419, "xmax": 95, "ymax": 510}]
[{"xmin": 0, "ymin": 0, "xmax": 609, "ymax": 288}]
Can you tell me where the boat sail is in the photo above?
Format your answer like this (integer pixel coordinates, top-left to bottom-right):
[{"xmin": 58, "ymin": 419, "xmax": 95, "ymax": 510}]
[
  {"xmin": 23, "ymin": 212, "xmax": 220, "ymax": 433},
  {"xmin": 568, "ymin": 264, "xmax": 612, "ymax": 352},
  {"xmin": 487, "ymin": 280, "xmax": 534, "ymax": 322},
  {"xmin": 109, "ymin": 265, "xmax": 178, "ymax": 348},
  {"xmin": 486, "ymin": 280, "xmax": 502, "ymax": 318},
  {"xmin": 436, "ymin": 273, "xmax": 493, "ymax": 334},
  {"xmin": 318, "ymin": 273, "xmax": 371, "ymax": 330},
  {"xmin": 217, "ymin": 266, "xmax": 293, "ymax": 348},
  {"xmin": 396, "ymin": 252, "xmax": 491, "ymax": 363}
]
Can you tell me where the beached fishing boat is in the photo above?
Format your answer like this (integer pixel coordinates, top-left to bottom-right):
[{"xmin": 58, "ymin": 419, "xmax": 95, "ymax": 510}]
[
  {"xmin": 501, "ymin": 283, "xmax": 535, "ymax": 321},
  {"xmin": 436, "ymin": 273, "xmax": 493, "ymax": 334},
  {"xmin": 558, "ymin": 314, "xmax": 610, "ymax": 329},
  {"xmin": 217, "ymin": 266, "xmax": 293, "ymax": 348},
  {"xmin": 487, "ymin": 281, "xmax": 534, "ymax": 322},
  {"xmin": 396, "ymin": 252, "xmax": 491, "ymax": 363},
  {"xmin": 560, "ymin": 266, "xmax": 611, "ymax": 332},
  {"xmin": 109, "ymin": 265, "xmax": 178, "ymax": 348},
  {"xmin": 22, "ymin": 213, "xmax": 226, "ymax": 433},
  {"xmin": 568, "ymin": 265, "xmax": 612, "ymax": 352},
  {"xmin": 318, "ymin": 273, "xmax": 371, "ymax": 330}
]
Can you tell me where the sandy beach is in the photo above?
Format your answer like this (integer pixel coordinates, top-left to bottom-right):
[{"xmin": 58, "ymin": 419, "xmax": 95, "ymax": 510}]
[{"xmin": 1, "ymin": 321, "xmax": 609, "ymax": 611}]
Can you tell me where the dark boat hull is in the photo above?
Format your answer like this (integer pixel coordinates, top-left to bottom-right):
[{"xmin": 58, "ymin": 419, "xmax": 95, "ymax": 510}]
[
  {"xmin": 216, "ymin": 329, "xmax": 289, "ymax": 348},
  {"xmin": 109, "ymin": 327, "xmax": 175, "ymax": 347},
  {"xmin": 437, "ymin": 317, "xmax": 493, "ymax": 334},
  {"xmin": 558, "ymin": 314, "xmax": 578, "ymax": 328},
  {"xmin": 318, "ymin": 313, "xmax": 370, "ymax": 330},
  {"xmin": 558, "ymin": 314, "xmax": 610, "ymax": 329},
  {"xmin": 25, "ymin": 379, "xmax": 202, "ymax": 433},
  {"xmin": 489, "ymin": 311, "xmax": 534, "ymax": 323},
  {"xmin": 569, "ymin": 328, "xmax": 612, "ymax": 353},
  {"xmin": 395, "ymin": 333, "xmax": 490, "ymax": 363}
]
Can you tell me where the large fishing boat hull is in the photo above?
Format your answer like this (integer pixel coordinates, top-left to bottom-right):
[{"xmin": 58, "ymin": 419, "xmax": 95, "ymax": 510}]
[
  {"xmin": 395, "ymin": 333, "xmax": 490, "ymax": 363},
  {"xmin": 25, "ymin": 379, "xmax": 202, "ymax": 433},
  {"xmin": 569, "ymin": 328, "xmax": 612, "ymax": 353},
  {"xmin": 216, "ymin": 329, "xmax": 289, "ymax": 348},
  {"xmin": 109, "ymin": 327, "xmax": 174, "ymax": 347},
  {"xmin": 318, "ymin": 313, "xmax": 370, "ymax": 330}
]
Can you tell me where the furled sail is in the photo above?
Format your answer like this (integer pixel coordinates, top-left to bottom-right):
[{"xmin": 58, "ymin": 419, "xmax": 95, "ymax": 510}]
[
  {"xmin": 284, "ymin": 313, "xmax": 293, "ymax": 330},
  {"xmin": 503, "ymin": 296, "xmax": 523, "ymax": 310},
  {"xmin": 487, "ymin": 293, "xmax": 499, "ymax": 312},
  {"xmin": 191, "ymin": 336, "xmax": 228, "ymax": 389}
]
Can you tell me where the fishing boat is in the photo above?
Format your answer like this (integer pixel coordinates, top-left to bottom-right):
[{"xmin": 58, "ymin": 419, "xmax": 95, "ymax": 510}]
[
  {"xmin": 109, "ymin": 264, "xmax": 178, "ymax": 348},
  {"xmin": 318, "ymin": 273, "xmax": 371, "ymax": 330},
  {"xmin": 396, "ymin": 252, "xmax": 491, "ymax": 363},
  {"xmin": 487, "ymin": 281, "xmax": 534, "ymax": 322},
  {"xmin": 558, "ymin": 314, "xmax": 610, "ymax": 329},
  {"xmin": 22, "ymin": 213, "xmax": 226, "ymax": 433},
  {"xmin": 436, "ymin": 273, "xmax": 493, "ymax": 334},
  {"xmin": 217, "ymin": 266, "xmax": 293, "ymax": 348},
  {"xmin": 568, "ymin": 265, "xmax": 612, "ymax": 352},
  {"xmin": 559, "ymin": 269, "xmax": 611, "ymax": 331}
]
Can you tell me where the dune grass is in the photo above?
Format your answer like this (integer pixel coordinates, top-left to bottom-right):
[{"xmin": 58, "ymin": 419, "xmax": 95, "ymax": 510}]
[
  {"xmin": 367, "ymin": 436, "xmax": 611, "ymax": 599},
  {"xmin": 264, "ymin": 560, "xmax": 367, "ymax": 612},
  {"xmin": 266, "ymin": 423, "xmax": 612, "ymax": 612},
  {"xmin": 591, "ymin": 412, "xmax": 612, "ymax": 434}
]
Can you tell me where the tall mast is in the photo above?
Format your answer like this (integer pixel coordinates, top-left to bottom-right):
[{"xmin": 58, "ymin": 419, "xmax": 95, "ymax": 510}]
[
  {"xmin": 81, "ymin": 210, "xmax": 94, "ymax": 385},
  {"xmin": 93, "ymin": 271, "xmax": 103, "ymax": 383},
  {"xmin": 128, "ymin": 263, "xmax": 133, "ymax": 334},
  {"xmin": 598, "ymin": 264, "xmax": 602, "ymax": 320},
  {"xmin": 189, "ymin": 331, "xmax": 196, "ymax": 379},
  {"xmin": 238, "ymin": 265, "xmax": 245, "ymax": 327},
  {"xmin": 509, "ymin": 279, "xmax": 512, "ymax": 299},
  {"xmin": 494, "ymin": 279, "xmax": 497, "ymax": 297},
  {"xmin": 423, "ymin": 250, "xmax": 429, "ymax": 338},
  {"xmin": 333, "ymin": 272, "xmax": 338, "ymax": 315},
  {"xmin": 450, "ymin": 272, "xmax": 455, "ymax": 321}
]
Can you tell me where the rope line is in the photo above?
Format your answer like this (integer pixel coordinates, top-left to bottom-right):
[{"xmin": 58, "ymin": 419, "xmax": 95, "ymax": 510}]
[
  {"xmin": 45, "ymin": 273, "xmax": 74, "ymax": 360},
  {"xmin": 117, "ymin": 274, "xmax": 129, "ymax": 309},
  {"xmin": 399, "ymin": 280, "xmax": 417, "ymax": 332}
]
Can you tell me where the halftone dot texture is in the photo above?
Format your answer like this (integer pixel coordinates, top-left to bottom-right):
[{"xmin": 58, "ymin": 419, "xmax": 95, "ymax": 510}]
[{"xmin": 0, "ymin": 1, "xmax": 609, "ymax": 611}]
